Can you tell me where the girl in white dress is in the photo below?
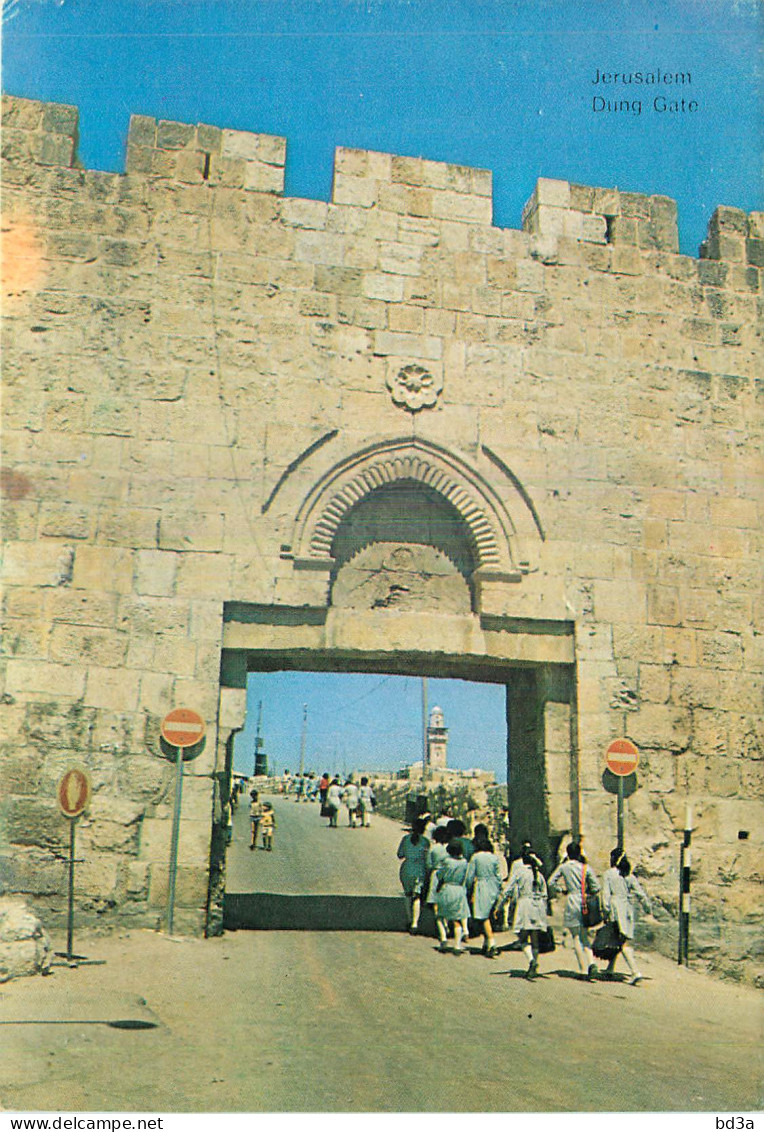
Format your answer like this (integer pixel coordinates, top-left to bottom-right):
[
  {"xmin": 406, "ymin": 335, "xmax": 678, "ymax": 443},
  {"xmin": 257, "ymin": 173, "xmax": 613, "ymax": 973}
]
[
  {"xmin": 602, "ymin": 848, "xmax": 652, "ymax": 984},
  {"xmin": 507, "ymin": 845, "xmax": 548, "ymax": 978},
  {"xmin": 548, "ymin": 841, "xmax": 600, "ymax": 980}
]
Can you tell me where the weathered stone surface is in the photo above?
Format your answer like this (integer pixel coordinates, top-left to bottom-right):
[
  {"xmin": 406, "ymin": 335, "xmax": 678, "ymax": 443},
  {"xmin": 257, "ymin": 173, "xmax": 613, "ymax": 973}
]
[
  {"xmin": 0, "ymin": 899, "xmax": 52, "ymax": 982},
  {"xmin": 1, "ymin": 94, "xmax": 760, "ymax": 980}
]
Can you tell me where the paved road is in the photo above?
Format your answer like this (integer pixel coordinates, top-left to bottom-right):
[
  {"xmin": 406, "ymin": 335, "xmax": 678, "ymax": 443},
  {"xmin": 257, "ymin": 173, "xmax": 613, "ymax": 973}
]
[
  {"xmin": 1, "ymin": 926, "xmax": 761, "ymax": 1113},
  {"xmin": 226, "ymin": 794, "xmax": 404, "ymax": 896}
]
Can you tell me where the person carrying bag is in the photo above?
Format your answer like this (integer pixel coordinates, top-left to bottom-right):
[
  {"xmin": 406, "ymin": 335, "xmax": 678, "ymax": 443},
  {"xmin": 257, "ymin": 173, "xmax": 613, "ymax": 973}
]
[{"xmin": 581, "ymin": 863, "xmax": 603, "ymax": 928}]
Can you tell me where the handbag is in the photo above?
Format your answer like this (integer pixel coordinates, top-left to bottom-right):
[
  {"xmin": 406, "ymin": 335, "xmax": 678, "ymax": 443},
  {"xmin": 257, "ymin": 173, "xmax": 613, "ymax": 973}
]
[
  {"xmin": 537, "ymin": 927, "xmax": 555, "ymax": 954},
  {"xmin": 592, "ymin": 921, "xmax": 622, "ymax": 960},
  {"xmin": 580, "ymin": 866, "xmax": 603, "ymax": 928}
]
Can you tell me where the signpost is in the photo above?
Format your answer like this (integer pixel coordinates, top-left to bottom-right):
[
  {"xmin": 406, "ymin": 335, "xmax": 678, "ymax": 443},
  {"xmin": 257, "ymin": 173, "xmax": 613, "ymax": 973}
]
[
  {"xmin": 57, "ymin": 767, "xmax": 92, "ymax": 964},
  {"xmin": 160, "ymin": 708, "xmax": 205, "ymax": 935},
  {"xmin": 605, "ymin": 738, "xmax": 639, "ymax": 850}
]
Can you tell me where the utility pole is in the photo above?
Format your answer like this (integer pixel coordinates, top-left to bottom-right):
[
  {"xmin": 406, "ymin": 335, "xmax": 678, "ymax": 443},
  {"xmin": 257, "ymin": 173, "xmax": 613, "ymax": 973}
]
[
  {"xmin": 253, "ymin": 699, "xmax": 263, "ymax": 778},
  {"xmin": 299, "ymin": 703, "xmax": 307, "ymax": 775},
  {"xmin": 421, "ymin": 676, "xmax": 429, "ymax": 790}
]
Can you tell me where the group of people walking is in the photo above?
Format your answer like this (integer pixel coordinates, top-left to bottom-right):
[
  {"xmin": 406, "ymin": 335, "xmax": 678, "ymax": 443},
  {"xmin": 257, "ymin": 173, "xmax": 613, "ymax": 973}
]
[
  {"xmin": 321, "ymin": 775, "xmax": 376, "ymax": 828},
  {"xmin": 397, "ymin": 820, "xmax": 651, "ymax": 984}
]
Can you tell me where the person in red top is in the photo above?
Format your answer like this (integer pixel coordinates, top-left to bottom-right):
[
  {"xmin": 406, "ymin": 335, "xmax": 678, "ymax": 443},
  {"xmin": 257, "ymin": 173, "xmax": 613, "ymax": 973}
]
[{"xmin": 318, "ymin": 772, "xmax": 330, "ymax": 814}]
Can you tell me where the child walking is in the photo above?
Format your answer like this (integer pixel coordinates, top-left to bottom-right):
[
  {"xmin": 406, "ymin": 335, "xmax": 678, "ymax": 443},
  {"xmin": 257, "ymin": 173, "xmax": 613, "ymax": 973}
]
[{"xmin": 260, "ymin": 803, "xmax": 276, "ymax": 851}]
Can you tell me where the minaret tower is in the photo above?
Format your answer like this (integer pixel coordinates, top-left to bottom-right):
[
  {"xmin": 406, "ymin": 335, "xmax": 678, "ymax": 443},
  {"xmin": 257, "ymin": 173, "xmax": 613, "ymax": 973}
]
[{"xmin": 426, "ymin": 706, "xmax": 448, "ymax": 770}]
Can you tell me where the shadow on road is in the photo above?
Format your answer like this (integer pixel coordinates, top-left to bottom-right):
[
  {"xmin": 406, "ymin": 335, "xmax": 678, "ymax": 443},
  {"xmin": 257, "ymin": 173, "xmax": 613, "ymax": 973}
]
[{"xmin": 225, "ymin": 892, "xmax": 441, "ymax": 932}]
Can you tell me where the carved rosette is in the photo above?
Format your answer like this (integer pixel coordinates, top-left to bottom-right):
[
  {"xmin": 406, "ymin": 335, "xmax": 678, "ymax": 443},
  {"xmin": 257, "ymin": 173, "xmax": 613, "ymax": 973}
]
[{"xmin": 386, "ymin": 364, "xmax": 442, "ymax": 412}]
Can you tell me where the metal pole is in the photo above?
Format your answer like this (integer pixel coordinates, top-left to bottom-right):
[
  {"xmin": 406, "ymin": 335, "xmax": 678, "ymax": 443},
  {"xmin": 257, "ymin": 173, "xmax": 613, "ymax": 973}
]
[
  {"xmin": 681, "ymin": 807, "xmax": 692, "ymax": 966},
  {"xmin": 166, "ymin": 745, "xmax": 184, "ymax": 935},
  {"xmin": 66, "ymin": 818, "xmax": 76, "ymax": 961},
  {"xmin": 617, "ymin": 775, "xmax": 625, "ymax": 850},
  {"xmin": 421, "ymin": 676, "xmax": 429, "ymax": 790},
  {"xmin": 299, "ymin": 704, "xmax": 307, "ymax": 775},
  {"xmin": 678, "ymin": 841, "xmax": 685, "ymax": 964},
  {"xmin": 253, "ymin": 699, "xmax": 263, "ymax": 778}
]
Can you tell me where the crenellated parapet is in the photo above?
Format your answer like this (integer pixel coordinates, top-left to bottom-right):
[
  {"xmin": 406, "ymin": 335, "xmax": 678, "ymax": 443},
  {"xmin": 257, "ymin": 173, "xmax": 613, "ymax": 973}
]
[
  {"xmin": 332, "ymin": 147, "xmax": 493, "ymax": 224},
  {"xmin": 521, "ymin": 176, "xmax": 679, "ymax": 252},
  {"xmin": 4, "ymin": 93, "xmax": 761, "ymax": 268},
  {"xmin": 125, "ymin": 113, "xmax": 286, "ymax": 193}
]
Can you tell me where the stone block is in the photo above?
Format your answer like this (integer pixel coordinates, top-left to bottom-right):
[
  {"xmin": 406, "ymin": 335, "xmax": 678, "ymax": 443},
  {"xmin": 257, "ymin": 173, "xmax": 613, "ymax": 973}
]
[
  {"xmin": 49, "ymin": 624, "xmax": 128, "ymax": 667},
  {"xmin": 582, "ymin": 215, "xmax": 607, "ymax": 243},
  {"xmin": 244, "ymin": 162, "xmax": 285, "ymax": 194},
  {"xmin": 1, "ymin": 541, "xmax": 74, "ymax": 587},
  {"xmin": 1, "ymin": 95, "xmax": 45, "ymax": 130},
  {"xmin": 430, "ymin": 190, "xmax": 492, "ymax": 225},
  {"xmin": 332, "ymin": 173, "xmax": 378, "ymax": 208},
  {"xmin": 38, "ymin": 504, "xmax": 91, "ymax": 539},
  {"xmin": 127, "ymin": 115, "xmax": 157, "ymax": 148},
  {"xmin": 638, "ymin": 663, "xmax": 671, "ymax": 704},
  {"xmin": 124, "ymin": 860, "xmax": 150, "ymax": 898},
  {"xmin": 219, "ymin": 687, "xmax": 247, "ymax": 732},
  {"xmin": 280, "ymin": 197, "xmax": 328, "ymax": 230},
  {"xmin": 157, "ymin": 120, "xmax": 195, "ymax": 150},
  {"xmin": 593, "ymin": 187, "xmax": 620, "ymax": 216},
  {"xmin": 535, "ymin": 178, "xmax": 571, "ymax": 208},
  {"xmin": 6, "ymin": 797, "xmax": 69, "ymax": 847},
  {"xmin": 39, "ymin": 134, "xmax": 75, "ymax": 166},
  {"xmin": 5, "ymin": 660, "xmax": 86, "ymax": 701},
  {"xmin": 47, "ymin": 591, "xmax": 119, "ymax": 627},
  {"xmin": 76, "ymin": 856, "xmax": 119, "ymax": 900},
  {"xmin": 140, "ymin": 815, "xmax": 211, "ymax": 866},
  {"xmin": 362, "ymin": 271, "xmax": 405, "ymax": 302},
  {"xmin": 134, "ymin": 550, "xmax": 178, "ymax": 597},
  {"xmin": 628, "ymin": 704, "xmax": 691, "ymax": 751},
  {"xmin": 0, "ymin": 899, "xmax": 51, "ymax": 982},
  {"xmin": 373, "ymin": 331, "xmax": 442, "ymax": 361},
  {"xmin": 137, "ymin": 671, "xmax": 175, "ymax": 716},
  {"xmin": 315, "ymin": 265, "xmax": 363, "ymax": 296},
  {"xmin": 158, "ymin": 512, "xmax": 224, "ymax": 553},
  {"xmin": 85, "ymin": 667, "xmax": 141, "ymax": 712},
  {"xmin": 98, "ymin": 507, "xmax": 162, "ymax": 550},
  {"xmin": 147, "ymin": 863, "xmax": 209, "ymax": 908},
  {"xmin": 175, "ymin": 552, "xmax": 234, "ymax": 600}
]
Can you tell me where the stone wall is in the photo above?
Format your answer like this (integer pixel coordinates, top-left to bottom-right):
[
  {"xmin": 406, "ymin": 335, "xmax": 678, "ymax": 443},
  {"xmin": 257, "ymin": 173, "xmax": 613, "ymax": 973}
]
[{"xmin": 1, "ymin": 94, "xmax": 761, "ymax": 980}]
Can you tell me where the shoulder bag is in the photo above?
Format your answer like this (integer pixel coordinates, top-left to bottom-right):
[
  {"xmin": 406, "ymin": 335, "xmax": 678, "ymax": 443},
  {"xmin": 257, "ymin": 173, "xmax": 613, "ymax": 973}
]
[{"xmin": 580, "ymin": 866, "xmax": 603, "ymax": 927}]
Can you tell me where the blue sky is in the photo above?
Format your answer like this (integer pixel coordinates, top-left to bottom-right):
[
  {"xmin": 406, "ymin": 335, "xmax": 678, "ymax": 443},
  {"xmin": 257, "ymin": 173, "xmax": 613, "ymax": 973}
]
[
  {"xmin": 3, "ymin": 0, "xmax": 761, "ymax": 253},
  {"xmin": 3, "ymin": 0, "xmax": 759, "ymax": 781},
  {"xmin": 232, "ymin": 671, "xmax": 509, "ymax": 782}
]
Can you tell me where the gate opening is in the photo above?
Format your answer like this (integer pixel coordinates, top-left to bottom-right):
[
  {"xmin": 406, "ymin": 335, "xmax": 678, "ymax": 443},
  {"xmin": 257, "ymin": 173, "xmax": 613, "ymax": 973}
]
[{"xmin": 215, "ymin": 656, "xmax": 579, "ymax": 932}]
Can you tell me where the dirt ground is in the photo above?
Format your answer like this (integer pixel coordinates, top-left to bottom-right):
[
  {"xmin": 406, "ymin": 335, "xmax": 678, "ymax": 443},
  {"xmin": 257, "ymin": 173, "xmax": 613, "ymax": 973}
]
[{"xmin": 1, "ymin": 921, "xmax": 761, "ymax": 1115}]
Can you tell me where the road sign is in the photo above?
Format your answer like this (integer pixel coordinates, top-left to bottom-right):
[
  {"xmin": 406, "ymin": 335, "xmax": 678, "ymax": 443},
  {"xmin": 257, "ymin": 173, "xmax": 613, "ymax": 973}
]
[
  {"xmin": 58, "ymin": 767, "xmax": 91, "ymax": 818},
  {"xmin": 606, "ymin": 738, "xmax": 639, "ymax": 777},
  {"xmin": 161, "ymin": 708, "xmax": 205, "ymax": 749}
]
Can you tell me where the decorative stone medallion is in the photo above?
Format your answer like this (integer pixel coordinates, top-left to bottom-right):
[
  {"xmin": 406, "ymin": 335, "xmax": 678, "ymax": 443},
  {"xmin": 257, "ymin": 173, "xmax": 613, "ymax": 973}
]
[{"xmin": 386, "ymin": 363, "xmax": 442, "ymax": 412}]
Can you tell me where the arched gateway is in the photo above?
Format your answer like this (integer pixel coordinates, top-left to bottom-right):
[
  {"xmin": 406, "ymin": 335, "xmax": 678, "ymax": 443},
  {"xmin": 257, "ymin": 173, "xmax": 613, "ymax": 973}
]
[{"xmin": 2, "ymin": 95, "xmax": 760, "ymax": 980}]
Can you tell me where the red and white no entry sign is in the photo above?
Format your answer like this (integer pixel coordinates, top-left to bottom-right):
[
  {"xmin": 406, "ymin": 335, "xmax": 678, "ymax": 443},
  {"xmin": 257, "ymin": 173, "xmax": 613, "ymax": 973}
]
[
  {"xmin": 58, "ymin": 767, "xmax": 92, "ymax": 818},
  {"xmin": 161, "ymin": 708, "xmax": 206, "ymax": 749},
  {"xmin": 606, "ymin": 738, "xmax": 639, "ymax": 777}
]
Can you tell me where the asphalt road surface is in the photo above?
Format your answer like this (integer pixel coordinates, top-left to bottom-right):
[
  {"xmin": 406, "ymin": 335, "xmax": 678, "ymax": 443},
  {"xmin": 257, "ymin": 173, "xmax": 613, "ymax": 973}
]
[{"xmin": 226, "ymin": 794, "xmax": 404, "ymax": 896}]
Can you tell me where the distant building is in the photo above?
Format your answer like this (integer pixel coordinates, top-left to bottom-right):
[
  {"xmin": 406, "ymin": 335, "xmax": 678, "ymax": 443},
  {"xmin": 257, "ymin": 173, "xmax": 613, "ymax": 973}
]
[{"xmin": 426, "ymin": 706, "xmax": 448, "ymax": 770}]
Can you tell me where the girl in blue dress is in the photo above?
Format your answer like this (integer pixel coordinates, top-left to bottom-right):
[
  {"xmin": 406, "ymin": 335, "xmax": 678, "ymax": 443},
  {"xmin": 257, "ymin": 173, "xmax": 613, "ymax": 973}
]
[
  {"xmin": 466, "ymin": 825, "xmax": 503, "ymax": 957},
  {"xmin": 397, "ymin": 817, "xmax": 430, "ymax": 933},
  {"xmin": 434, "ymin": 840, "xmax": 471, "ymax": 954}
]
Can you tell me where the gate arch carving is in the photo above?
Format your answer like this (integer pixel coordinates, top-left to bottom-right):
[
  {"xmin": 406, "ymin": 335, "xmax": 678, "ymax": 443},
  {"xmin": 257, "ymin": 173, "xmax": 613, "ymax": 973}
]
[{"xmin": 288, "ymin": 437, "xmax": 539, "ymax": 587}]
